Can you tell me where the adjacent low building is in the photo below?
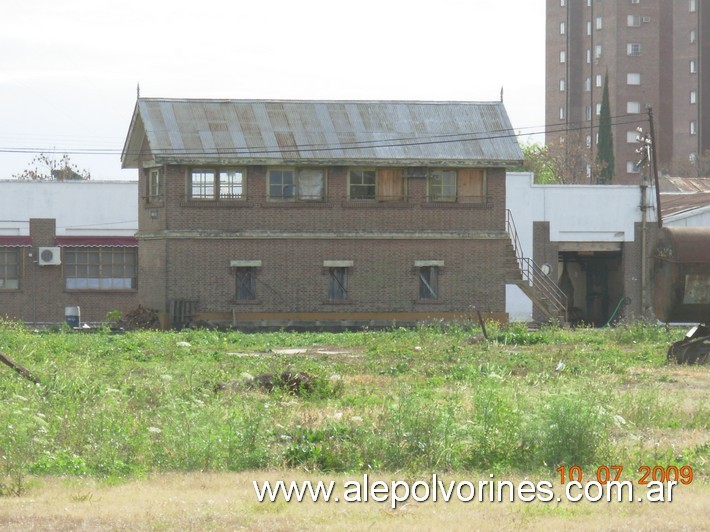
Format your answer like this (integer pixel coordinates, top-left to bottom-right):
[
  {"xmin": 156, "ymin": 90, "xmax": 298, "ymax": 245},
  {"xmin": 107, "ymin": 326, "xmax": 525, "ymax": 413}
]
[{"xmin": 0, "ymin": 180, "xmax": 138, "ymax": 324}]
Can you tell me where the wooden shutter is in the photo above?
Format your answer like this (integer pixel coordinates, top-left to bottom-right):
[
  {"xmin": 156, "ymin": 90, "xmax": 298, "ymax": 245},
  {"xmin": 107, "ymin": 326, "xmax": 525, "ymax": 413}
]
[
  {"xmin": 377, "ymin": 168, "xmax": 405, "ymax": 201},
  {"xmin": 458, "ymin": 169, "xmax": 485, "ymax": 203}
]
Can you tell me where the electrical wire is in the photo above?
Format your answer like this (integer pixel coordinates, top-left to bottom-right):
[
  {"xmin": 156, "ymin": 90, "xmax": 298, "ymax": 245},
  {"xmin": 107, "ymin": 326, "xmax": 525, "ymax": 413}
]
[{"xmin": 0, "ymin": 114, "xmax": 649, "ymax": 159}]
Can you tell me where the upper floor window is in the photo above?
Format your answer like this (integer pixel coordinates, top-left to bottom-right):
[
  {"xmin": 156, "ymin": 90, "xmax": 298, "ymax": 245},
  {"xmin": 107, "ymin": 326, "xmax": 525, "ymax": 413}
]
[
  {"xmin": 595, "ymin": 17, "xmax": 603, "ymax": 30},
  {"xmin": 627, "ymin": 73, "xmax": 641, "ymax": 85},
  {"xmin": 627, "ymin": 101, "xmax": 642, "ymax": 113},
  {"xmin": 690, "ymin": 90, "xmax": 697, "ymax": 104},
  {"xmin": 560, "ymin": 22, "xmax": 565, "ymax": 34},
  {"xmin": 428, "ymin": 169, "xmax": 457, "ymax": 201},
  {"xmin": 189, "ymin": 168, "xmax": 245, "ymax": 200},
  {"xmin": 0, "ymin": 249, "xmax": 19, "ymax": 289},
  {"xmin": 147, "ymin": 169, "xmax": 163, "ymax": 203},
  {"xmin": 690, "ymin": 59, "xmax": 697, "ymax": 74},
  {"xmin": 64, "ymin": 247, "xmax": 137, "ymax": 290},
  {"xmin": 560, "ymin": 51, "xmax": 566, "ymax": 63},
  {"xmin": 628, "ymin": 15, "xmax": 641, "ymax": 27},
  {"xmin": 429, "ymin": 168, "xmax": 485, "ymax": 204},
  {"xmin": 560, "ymin": 79, "xmax": 566, "ymax": 91},
  {"xmin": 268, "ymin": 168, "xmax": 325, "ymax": 201},
  {"xmin": 690, "ymin": 0, "xmax": 696, "ymax": 12},
  {"xmin": 691, "ymin": 30, "xmax": 696, "ymax": 44},
  {"xmin": 627, "ymin": 43, "xmax": 642, "ymax": 56},
  {"xmin": 349, "ymin": 169, "xmax": 376, "ymax": 199}
]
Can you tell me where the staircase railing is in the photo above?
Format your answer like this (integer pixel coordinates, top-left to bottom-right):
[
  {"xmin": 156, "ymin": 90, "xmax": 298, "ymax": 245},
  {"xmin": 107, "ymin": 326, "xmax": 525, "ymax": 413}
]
[{"xmin": 505, "ymin": 209, "xmax": 568, "ymax": 323}]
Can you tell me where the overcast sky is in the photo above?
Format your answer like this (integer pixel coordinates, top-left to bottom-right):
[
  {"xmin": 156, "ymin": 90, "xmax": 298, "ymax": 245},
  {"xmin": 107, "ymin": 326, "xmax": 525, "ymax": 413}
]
[{"xmin": 1, "ymin": 0, "xmax": 545, "ymax": 180}]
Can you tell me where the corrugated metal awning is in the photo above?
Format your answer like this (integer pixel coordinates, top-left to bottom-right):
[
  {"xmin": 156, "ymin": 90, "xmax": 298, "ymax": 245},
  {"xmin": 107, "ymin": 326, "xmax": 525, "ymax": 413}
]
[
  {"xmin": 55, "ymin": 236, "xmax": 138, "ymax": 247},
  {"xmin": 0, "ymin": 236, "xmax": 32, "ymax": 247}
]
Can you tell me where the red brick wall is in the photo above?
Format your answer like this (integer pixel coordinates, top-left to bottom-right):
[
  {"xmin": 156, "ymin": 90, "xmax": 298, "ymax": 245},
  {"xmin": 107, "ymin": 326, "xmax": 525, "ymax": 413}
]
[
  {"xmin": 137, "ymin": 165, "xmax": 511, "ymax": 322},
  {"xmin": 0, "ymin": 219, "xmax": 139, "ymax": 324}
]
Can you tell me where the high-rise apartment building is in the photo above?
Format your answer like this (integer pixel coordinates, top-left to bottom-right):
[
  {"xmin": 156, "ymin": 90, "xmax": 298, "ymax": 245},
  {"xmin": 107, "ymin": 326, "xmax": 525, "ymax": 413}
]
[{"xmin": 546, "ymin": 0, "xmax": 709, "ymax": 184}]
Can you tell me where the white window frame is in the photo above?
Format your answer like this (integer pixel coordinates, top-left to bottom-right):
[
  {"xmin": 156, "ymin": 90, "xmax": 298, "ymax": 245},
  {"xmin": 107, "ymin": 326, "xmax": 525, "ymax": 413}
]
[
  {"xmin": 627, "ymin": 73, "xmax": 641, "ymax": 85},
  {"xmin": 188, "ymin": 168, "xmax": 245, "ymax": 201}
]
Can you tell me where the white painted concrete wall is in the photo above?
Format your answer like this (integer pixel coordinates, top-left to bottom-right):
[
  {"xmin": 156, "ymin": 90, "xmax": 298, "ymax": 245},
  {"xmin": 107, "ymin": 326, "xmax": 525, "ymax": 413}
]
[
  {"xmin": 505, "ymin": 172, "xmax": 656, "ymax": 322},
  {"xmin": 0, "ymin": 180, "xmax": 138, "ymax": 236}
]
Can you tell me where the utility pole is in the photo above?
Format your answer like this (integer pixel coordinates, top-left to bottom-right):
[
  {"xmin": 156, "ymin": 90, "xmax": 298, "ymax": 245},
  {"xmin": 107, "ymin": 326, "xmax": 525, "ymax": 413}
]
[
  {"xmin": 635, "ymin": 122, "xmax": 653, "ymax": 317},
  {"xmin": 647, "ymin": 107, "xmax": 663, "ymax": 228}
]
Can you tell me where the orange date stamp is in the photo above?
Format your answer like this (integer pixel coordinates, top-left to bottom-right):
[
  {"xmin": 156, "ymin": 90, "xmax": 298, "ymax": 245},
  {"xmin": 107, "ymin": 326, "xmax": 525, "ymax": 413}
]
[{"xmin": 556, "ymin": 465, "xmax": 694, "ymax": 485}]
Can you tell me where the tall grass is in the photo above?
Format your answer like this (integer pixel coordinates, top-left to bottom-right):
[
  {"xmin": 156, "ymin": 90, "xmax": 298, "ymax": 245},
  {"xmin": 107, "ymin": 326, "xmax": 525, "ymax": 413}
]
[{"xmin": 0, "ymin": 319, "xmax": 703, "ymax": 493}]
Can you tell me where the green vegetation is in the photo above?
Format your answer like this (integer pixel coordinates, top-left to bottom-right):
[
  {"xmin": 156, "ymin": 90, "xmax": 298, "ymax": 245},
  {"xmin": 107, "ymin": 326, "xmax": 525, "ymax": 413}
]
[{"xmin": 0, "ymin": 319, "xmax": 706, "ymax": 495}]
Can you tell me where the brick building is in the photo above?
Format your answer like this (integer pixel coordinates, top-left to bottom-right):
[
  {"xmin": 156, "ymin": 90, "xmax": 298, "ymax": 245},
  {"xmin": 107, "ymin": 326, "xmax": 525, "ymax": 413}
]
[
  {"xmin": 121, "ymin": 98, "xmax": 525, "ymax": 328},
  {"xmin": 546, "ymin": 0, "xmax": 709, "ymax": 183},
  {"xmin": 0, "ymin": 180, "xmax": 138, "ymax": 324}
]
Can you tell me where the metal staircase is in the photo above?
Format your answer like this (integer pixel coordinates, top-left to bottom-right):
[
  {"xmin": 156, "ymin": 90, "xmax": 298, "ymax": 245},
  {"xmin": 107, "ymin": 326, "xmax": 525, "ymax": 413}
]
[{"xmin": 505, "ymin": 210, "xmax": 568, "ymax": 324}]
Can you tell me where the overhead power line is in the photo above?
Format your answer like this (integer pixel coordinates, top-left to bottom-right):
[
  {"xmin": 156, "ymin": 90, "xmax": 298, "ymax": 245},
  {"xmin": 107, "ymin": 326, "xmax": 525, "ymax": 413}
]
[{"xmin": 0, "ymin": 114, "xmax": 647, "ymax": 159}]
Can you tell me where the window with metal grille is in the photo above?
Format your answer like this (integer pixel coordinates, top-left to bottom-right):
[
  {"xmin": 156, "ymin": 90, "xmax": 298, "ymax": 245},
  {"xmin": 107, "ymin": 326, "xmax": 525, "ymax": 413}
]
[
  {"xmin": 64, "ymin": 247, "xmax": 137, "ymax": 290},
  {"xmin": 0, "ymin": 249, "xmax": 20, "ymax": 289},
  {"xmin": 419, "ymin": 266, "xmax": 438, "ymax": 300},
  {"xmin": 189, "ymin": 168, "xmax": 245, "ymax": 200},
  {"xmin": 236, "ymin": 267, "xmax": 257, "ymax": 301},
  {"xmin": 328, "ymin": 267, "xmax": 348, "ymax": 301}
]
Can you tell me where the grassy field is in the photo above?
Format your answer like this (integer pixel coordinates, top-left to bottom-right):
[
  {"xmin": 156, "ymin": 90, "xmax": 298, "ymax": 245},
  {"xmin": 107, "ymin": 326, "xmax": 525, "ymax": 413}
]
[{"xmin": 0, "ymin": 319, "xmax": 707, "ymax": 529}]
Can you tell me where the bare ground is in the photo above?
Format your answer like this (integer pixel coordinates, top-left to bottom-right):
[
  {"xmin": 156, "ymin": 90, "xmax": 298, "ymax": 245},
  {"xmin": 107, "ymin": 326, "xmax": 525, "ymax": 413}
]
[{"xmin": 1, "ymin": 471, "xmax": 708, "ymax": 531}]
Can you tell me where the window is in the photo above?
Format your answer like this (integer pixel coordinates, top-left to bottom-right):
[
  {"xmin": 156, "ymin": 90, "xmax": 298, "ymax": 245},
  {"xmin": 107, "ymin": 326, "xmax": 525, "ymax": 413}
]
[
  {"xmin": 691, "ymin": 30, "xmax": 696, "ymax": 44},
  {"xmin": 690, "ymin": 90, "xmax": 697, "ymax": 104},
  {"xmin": 690, "ymin": 60, "xmax": 697, "ymax": 74},
  {"xmin": 690, "ymin": 0, "xmax": 696, "ymax": 13},
  {"xmin": 587, "ymin": 21, "xmax": 592, "ymax": 35},
  {"xmin": 268, "ymin": 169, "xmax": 295, "ymax": 199},
  {"xmin": 596, "ymin": 16, "xmax": 603, "ymax": 30},
  {"xmin": 235, "ymin": 267, "xmax": 257, "ymax": 301},
  {"xmin": 560, "ymin": 22, "xmax": 565, "ymax": 34},
  {"xmin": 349, "ymin": 169, "xmax": 376, "ymax": 199},
  {"xmin": 560, "ymin": 51, "xmax": 566, "ymax": 63},
  {"xmin": 627, "ymin": 101, "xmax": 642, "ymax": 113},
  {"xmin": 585, "ymin": 77, "xmax": 592, "ymax": 92},
  {"xmin": 627, "ymin": 73, "xmax": 641, "ymax": 85},
  {"xmin": 628, "ymin": 15, "xmax": 641, "ymax": 27},
  {"xmin": 627, "ymin": 161, "xmax": 640, "ymax": 173},
  {"xmin": 595, "ymin": 74, "xmax": 603, "ymax": 87},
  {"xmin": 627, "ymin": 131, "xmax": 639, "ymax": 143},
  {"xmin": 267, "ymin": 168, "xmax": 324, "ymax": 201},
  {"xmin": 690, "ymin": 121, "xmax": 697, "ymax": 135},
  {"xmin": 328, "ymin": 268, "xmax": 348, "ymax": 301},
  {"xmin": 189, "ymin": 168, "xmax": 245, "ymax": 200},
  {"xmin": 559, "ymin": 79, "xmax": 566, "ymax": 91},
  {"xmin": 219, "ymin": 170, "xmax": 244, "ymax": 199},
  {"xmin": 428, "ymin": 169, "xmax": 457, "ymax": 201},
  {"xmin": 0, "ymin": 249, "xmax": 19, "ymax": 289},
  {"xmin": 147, "ymin": 169, "xmax": 163, "ymax": 202},
  {"xmin": 594, "ymin": 45, "xmax": 602, "ymax": 59},
  {"xmin": 627, "ymin": 43, "xmax": 641, "ymax": 56},
  {"xmin": 64, "ymin": 248, "xmax": 137, "ymax": 290},
  {"xmin": 418, "ymin": 265, "xmax": 440, "ymax": 301},
  {"xmin": 560, "ymin": 106, "xmax": 566, "ymax": 120}
]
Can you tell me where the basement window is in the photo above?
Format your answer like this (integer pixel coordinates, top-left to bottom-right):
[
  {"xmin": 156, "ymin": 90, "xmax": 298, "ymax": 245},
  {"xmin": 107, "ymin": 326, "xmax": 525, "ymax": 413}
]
[
  {"xmin": 235, "ymin": 267, "xmax": 257, "ymax": 301},
  {"xmin": 416, "ymin": 260, "xmax": 444, "ymax": 301},
  {"xmin": 324, "ymin": 260, "xmax": 353, "ymax": 301}
]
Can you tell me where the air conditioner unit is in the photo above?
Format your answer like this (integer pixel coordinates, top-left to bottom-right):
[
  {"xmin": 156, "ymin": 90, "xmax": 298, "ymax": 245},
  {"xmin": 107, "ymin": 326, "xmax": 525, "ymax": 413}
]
[
  {"xmin": 641, "ymin": 16, "xmax": 651, "ymax": 23},
  {"xmin": 38, "ymin": 247, "xmax": 61, "ymax": 266}
]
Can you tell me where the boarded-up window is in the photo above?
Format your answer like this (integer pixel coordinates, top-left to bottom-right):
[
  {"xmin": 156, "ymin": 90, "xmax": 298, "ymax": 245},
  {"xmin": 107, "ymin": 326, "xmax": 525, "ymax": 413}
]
[
  {"xmin": 458, "ymin": 169, "xmax": 485, "ymax": 203},
  {"xmin": 328, "ymin": 267, "xmax": 348, "ymax": 300},
  {"xmin": 236, "ymin": 268, "xmax": 257, "ymax": 300},
  {"xmin": 297, "ymin": 168, "xmax": 325, "ymax": 200},
  {"xmin": 377, "ymin": 168, "xmax": 406, "ymax": 201}
]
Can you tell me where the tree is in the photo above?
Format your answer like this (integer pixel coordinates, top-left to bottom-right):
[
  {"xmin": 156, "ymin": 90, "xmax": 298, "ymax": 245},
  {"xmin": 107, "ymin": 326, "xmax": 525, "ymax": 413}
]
[
  {"xmin": 520, "ymin": 133, "xmax": 605, "ymax": 184},
  {"xmin": 13, "ymin": 152, "xmax": 91, "ymax": 181},
  {"xmin": 595, "ymin": 72, "xmax": 615, "ymax": 184}
]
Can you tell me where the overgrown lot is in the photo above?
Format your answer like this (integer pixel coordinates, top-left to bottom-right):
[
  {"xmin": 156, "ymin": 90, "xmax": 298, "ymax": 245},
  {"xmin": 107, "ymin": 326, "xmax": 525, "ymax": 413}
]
[{"xmin": 0, "ymin": 319, "xmax": 707, "ymax": 494}]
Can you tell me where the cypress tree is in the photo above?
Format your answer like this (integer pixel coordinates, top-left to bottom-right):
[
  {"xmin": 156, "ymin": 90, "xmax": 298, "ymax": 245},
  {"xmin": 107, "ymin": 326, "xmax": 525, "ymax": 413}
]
[{"xmin": 596, "ymin": 72, "xmax": 615, "ymax": 184}]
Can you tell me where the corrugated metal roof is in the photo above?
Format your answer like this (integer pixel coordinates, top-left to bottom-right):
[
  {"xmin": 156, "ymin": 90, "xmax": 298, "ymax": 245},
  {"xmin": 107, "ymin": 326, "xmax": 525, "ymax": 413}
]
[
  {"xmin": 122, "ymin": 98, "xmax": 523, "ymax": 168},
  {"xmin": 659, "ymin": 176, "xmax": 710, "ymax": 193},
  {"xmin": 660, "ymin": 192, "xmax": 710, "ymax": 218}
]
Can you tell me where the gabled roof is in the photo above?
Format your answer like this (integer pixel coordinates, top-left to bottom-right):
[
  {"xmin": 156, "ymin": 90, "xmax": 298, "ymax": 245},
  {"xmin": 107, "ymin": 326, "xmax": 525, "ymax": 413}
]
[{"xmin": 121, "ymin": 98, "xmax": 523, "ymax": 169}]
